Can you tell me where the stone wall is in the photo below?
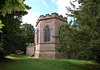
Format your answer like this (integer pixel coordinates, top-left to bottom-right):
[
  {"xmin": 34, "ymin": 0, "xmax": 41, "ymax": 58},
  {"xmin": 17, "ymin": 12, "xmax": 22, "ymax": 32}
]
[{"xmin": 26, "ymin": 43, "xmax": 35, "ymax": 57}]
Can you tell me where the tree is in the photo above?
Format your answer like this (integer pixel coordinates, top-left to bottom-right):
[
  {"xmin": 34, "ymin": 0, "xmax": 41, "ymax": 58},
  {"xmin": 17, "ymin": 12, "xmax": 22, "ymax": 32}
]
[
  {"xmin": 0, "ymin": 0, "xmax": 31, "ymax": 58},
  {"xmin": 74, "ymin": 0, "xmax": 100, "ymax": 61},
  {"xmin": 55, "ymin": 0, "xmax": 100, "ymax": 61},
  {"xmin": 0, "ymin": 0, "xmax": 26, "ymax": 32},
  {"xmin": 0, "ymin": 14, "xmax": 28, "ymax": 54},
  {"xmin": 21, "ymin": 23, "xmax": 35, "ymax": 43}
]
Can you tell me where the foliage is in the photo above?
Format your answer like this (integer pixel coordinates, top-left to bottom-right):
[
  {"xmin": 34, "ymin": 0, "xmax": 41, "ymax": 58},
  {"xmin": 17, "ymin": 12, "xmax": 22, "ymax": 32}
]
[
  {"xmin": 55, "ymin": 0, "xmax": 100, "ymax": 61},
  {"xmin": 0, "ymin": 0, "xmax": 27, "ymax": 32},
  {"xmin": 0, "ymin": 0, "xmax": 26, "ymax": 16},
  {"xmin": 0, "ymin": 54, "xmax": 100, "ymax": 70},
  {"xmin": 55, "ymin": 23, "xmax": 78, "ymax": 58},
  {"xmin": 0, "ymin": 20, "xmax": 4, "ymax": 32},
  {"xmin": 0, "ymin": 0, "xmax": 31, "ymax": 58},
  {"xmin": 0, "ymin": 13, "xmax": 27, "ymax": 55},
  {"xmin": 21, "ymin": 23, "xmax": 35, "ymax": 43}
]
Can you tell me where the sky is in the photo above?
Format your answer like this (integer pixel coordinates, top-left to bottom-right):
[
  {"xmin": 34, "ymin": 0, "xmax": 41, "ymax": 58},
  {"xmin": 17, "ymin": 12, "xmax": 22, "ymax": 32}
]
[{"xmin": 22, "ymin": 0, "xmax": 79, "ymax": 27}]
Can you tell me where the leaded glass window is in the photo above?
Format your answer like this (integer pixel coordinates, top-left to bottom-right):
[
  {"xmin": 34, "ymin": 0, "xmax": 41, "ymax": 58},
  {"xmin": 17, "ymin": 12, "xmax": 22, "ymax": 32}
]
[
  {"xmin": 37, "ymin": 29, "xmax": 39, "ymax": 43},
  {"xmin": 44, "ymin": 26, "xmax": 50, "ymax": 42}
]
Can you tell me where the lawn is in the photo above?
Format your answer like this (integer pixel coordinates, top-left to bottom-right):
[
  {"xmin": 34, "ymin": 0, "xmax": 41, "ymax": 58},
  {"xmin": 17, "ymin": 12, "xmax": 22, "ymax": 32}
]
[{"xmin": 0, "ymin": 54, "xmax": 100, "ymax": 70}]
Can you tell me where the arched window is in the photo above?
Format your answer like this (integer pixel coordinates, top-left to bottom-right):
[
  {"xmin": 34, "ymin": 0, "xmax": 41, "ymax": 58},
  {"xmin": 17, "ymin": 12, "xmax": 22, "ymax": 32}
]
[
  {"xmin": 37, "ymin": 29, "xmax": 39, "ymax": 43},
  {"xmin": 44, "ymin": 26, "xmax": 50, "ymax": 42}
]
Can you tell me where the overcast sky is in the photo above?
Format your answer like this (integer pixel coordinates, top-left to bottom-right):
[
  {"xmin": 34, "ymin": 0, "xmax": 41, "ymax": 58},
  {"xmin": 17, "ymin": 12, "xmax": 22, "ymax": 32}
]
[{"xmin": 22, "ymin": 0, "xmax": 79, "ymax": 27}]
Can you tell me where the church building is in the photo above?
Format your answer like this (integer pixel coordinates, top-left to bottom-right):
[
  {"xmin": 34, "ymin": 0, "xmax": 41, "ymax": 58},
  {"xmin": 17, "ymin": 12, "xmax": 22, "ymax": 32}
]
[
  {"xmin": 34, "ymin": 13, "xmax": 67, "ymax": 59},
  {"xmin": 26, "ymin": 13, "xmax": 67, "ymax": 59}
]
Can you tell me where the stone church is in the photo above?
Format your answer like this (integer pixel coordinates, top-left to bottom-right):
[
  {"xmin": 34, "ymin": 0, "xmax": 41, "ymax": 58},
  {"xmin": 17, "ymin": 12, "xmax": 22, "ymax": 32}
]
[{"xmin": 26, "ymin": 13, "xmax": 67, "ymax": 59}]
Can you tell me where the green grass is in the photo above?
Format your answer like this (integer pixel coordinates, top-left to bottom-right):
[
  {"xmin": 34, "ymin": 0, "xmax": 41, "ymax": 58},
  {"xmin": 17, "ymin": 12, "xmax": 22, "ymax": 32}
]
[{"xmin": 0, "ymin": 54, "xmax": 100, "ymax": 70}]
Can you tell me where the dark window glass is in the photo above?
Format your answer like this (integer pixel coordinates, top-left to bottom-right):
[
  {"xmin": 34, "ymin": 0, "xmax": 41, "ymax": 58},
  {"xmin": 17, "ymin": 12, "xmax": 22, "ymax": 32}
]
[
  {"xmin": 48, "ymin": 27, "xmax": 50, "ymax": 41},
  {"xmin": 59, "ymin": 26, "xmax": 61, "ymax": 35},
  {"xmin": 59, "ymin": 30, "xmax": 61, "ymax": 35},
  {"xmin": 44, "ymin": 26, "xmax": 50, "ymax": 41},
  {"xmin": 37, "ymin": 30, "xmax": 39, "ymax": 43}
]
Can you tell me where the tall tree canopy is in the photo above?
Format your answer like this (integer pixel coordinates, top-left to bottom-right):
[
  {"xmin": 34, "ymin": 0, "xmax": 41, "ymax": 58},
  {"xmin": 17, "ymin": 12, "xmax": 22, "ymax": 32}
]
[
  {"xmin": 21, "ymin": 23, "xmax": 35, "ymax": 43},
  {"xmin": 0, "ymin": 0, "xmax": 26, "ymax": 32},
  {"xmin": 55, "ymin": 0, "xmax": 100, "ymax": 61},
  {"xmin": 0, "ymin": 0, "xmax": 32, "ymax": 58}
]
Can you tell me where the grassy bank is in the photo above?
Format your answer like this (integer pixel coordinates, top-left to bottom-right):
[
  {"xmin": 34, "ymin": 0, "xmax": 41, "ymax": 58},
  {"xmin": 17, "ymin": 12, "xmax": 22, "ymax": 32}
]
[{"xmin": 0, "ymin": 54, "xmax": 100, "ymax": 70}]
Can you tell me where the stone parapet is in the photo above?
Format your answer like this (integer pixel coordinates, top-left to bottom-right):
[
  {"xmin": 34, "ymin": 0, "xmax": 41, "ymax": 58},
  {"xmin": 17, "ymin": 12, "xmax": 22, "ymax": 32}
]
[{"xmin": 36, "ymin": 13, "xmax": 67, "ymax": 26}]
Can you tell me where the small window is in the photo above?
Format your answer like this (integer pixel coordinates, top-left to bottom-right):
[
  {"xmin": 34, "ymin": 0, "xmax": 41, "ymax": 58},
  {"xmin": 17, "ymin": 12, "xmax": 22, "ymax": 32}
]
[
  {"xmin": 59, "ymin": 26, "xmax": 61, "ymax": 35},
  {"xmin": 44, "ymin": 26, "xmax": 50, "ymax": 42}
]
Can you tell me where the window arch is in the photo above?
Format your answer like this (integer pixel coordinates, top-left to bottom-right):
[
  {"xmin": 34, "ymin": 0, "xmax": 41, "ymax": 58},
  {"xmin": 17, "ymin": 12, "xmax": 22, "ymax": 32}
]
[{"xmin": 44, "ymin": 26, "xmax": 50, "ymax": 42}]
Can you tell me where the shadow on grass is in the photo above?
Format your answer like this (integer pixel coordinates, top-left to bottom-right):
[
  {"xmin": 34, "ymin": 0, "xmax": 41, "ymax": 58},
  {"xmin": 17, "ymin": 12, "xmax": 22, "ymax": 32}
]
[
  {"xmin": 85, "ymin": 62, "xmax": 100, "ymax": 70},
  {"xmin": 0, "ymin": 57, "xmax": 14, "ymax": 63}
]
